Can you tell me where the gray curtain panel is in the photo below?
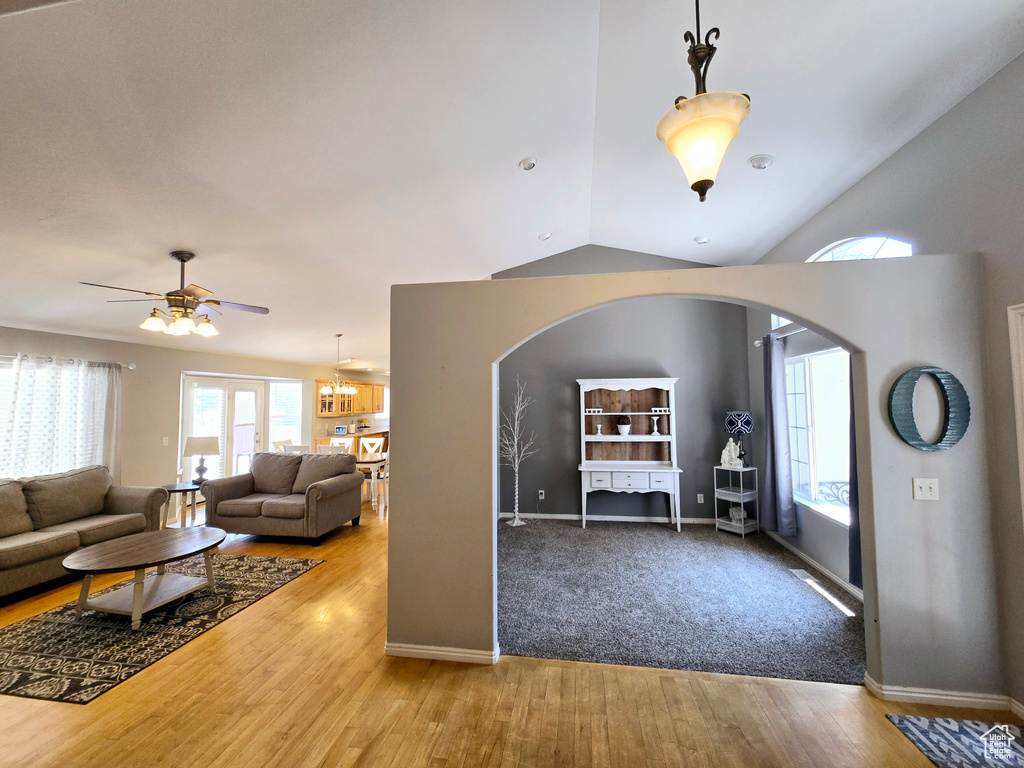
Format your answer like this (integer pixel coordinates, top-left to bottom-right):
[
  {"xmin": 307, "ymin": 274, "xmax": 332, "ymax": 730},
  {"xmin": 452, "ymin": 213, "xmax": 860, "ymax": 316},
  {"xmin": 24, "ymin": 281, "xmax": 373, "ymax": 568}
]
[
  {"xmin": 761, "ymin": 333, "xmax": 797, "ymax": 536},
  {"xmin": 848, "ymin": 356, "xmax": 862, "ymax": 588},
  {"xmin": 92, "ymin": 362, "xmax": 123, "ymax": 485}
]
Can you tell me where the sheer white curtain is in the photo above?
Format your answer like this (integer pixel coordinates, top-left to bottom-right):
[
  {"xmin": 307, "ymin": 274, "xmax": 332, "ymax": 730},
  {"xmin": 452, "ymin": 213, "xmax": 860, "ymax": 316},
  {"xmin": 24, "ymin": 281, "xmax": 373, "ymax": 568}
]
[{"xmin": 0, "ymin": 355, "xmax": 122, "ymax": 481}]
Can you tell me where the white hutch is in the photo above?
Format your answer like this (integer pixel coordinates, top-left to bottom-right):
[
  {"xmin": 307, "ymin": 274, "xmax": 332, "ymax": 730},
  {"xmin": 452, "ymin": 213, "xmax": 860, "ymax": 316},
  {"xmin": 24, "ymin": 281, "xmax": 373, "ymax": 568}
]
[{"xmin": 577, "ymin": 378, "xmax": 683, "ymax": 530}]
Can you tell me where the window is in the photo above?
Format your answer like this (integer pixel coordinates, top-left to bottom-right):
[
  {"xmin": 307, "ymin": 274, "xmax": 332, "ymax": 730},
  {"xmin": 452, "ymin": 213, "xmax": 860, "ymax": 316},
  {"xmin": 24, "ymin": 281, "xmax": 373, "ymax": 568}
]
[
  {"xmin": 807, "ymin": 236, "xmax": 912, "ymax": 262},
  {"xmin": 785, "ymin": 349, "xmax": 851, "ymax": 524},
  {"xmin": 0, "ymin": 355, "xmax": 120, "ymax": 478},
  {"xmin": 268, "ymin": 381, "xmax": 303, "ymax": 447}
]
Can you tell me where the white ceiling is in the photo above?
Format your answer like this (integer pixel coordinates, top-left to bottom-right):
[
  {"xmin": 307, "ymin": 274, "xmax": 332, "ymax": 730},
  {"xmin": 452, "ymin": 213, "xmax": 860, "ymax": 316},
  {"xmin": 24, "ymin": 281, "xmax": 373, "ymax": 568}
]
[{"xmin": 1, "ymin": 0, "xmax": 1023, "ymax": 367}]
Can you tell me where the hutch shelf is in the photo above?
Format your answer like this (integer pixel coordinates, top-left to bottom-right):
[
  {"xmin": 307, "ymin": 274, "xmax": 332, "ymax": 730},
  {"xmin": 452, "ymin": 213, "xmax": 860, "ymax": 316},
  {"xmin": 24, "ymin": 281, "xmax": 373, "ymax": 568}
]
[{"xmin": 577, "ymin": 378, "xmax": 682, "ymax": 530}]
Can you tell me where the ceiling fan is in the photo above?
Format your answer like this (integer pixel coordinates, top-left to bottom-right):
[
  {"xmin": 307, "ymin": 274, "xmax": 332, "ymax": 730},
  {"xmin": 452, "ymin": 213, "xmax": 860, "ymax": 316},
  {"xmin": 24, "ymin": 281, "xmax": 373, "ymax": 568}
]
[{"xmin": 80, "ymin": 250, "xmax": 269, "ymax": 337}]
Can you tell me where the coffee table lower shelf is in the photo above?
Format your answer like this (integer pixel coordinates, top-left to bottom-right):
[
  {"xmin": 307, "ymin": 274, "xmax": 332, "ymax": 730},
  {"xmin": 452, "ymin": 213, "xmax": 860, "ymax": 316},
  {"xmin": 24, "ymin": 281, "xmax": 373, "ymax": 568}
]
[{"xmin": 76, "ymin": 552, "xmax": 217, "ymax": 630}]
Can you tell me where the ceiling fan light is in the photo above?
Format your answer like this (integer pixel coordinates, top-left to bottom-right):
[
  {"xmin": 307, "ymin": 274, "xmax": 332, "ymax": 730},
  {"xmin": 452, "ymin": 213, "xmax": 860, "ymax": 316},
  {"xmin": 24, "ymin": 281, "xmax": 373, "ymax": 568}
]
[
  {"xmin": 656, "ymin": 91, "xmax": 750, "ymax": 201},
  {"xmin": 194, "ymin": 318, "xmax": 218, "ymax": 337},
  {"xmin": 139, "ymin": 311, "xmax": 166, "ymax": 332},
  {"xmin": 165, "ymin": 315, "xmax": 196, "ymax": 335}
]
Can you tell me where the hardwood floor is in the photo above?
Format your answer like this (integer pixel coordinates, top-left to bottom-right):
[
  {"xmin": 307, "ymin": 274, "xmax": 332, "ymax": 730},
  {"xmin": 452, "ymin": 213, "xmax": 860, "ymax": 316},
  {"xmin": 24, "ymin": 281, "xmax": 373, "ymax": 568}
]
[{"xmin": 0, "ymin": 505, "xmax": 1016, "ymax": 767}]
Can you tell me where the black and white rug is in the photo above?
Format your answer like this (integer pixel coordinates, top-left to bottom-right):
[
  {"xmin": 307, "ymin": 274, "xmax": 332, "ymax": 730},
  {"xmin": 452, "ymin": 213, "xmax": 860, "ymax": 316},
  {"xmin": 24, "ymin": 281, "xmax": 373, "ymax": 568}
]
[
  {"xmin": 499, "ymin": 520, "xmax": 866, "ymax": 684},
  {"xmin": 0, "ymin": 553, "xmax": 321, "ymax": 704},
  {"xmin": 887, "ymin": 715, "xmax": 1024, "ymax": 767}
]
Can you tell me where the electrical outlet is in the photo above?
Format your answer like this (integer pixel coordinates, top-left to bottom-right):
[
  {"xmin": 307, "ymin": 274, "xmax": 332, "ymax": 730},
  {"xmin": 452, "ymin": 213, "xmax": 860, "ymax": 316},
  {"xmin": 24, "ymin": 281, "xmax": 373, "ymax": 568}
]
[
  {"xmin": 912, "ymin": 477, "xmax": 939, "ymax": 500},
  {"xmin": 697, "ymin": 493, "xmax": 704, "ymax": 504},
  {"xmin": 162, "ymin": 436, "xmax": 169, "ymax": 447},
  {"xmin": 538, "ymin": 490, "xmax": 545, "ymax": 500}
]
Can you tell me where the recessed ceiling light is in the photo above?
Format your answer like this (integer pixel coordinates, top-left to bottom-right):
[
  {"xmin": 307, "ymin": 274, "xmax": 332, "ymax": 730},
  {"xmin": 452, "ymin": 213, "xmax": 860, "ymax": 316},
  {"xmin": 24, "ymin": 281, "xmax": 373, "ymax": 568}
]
[
  {"xmin": 747, "ymin": 154, "xmax": 774, "ymax": 170},
  {"xmin": 367, "ymin": 368, "xmax": 373, "ymax": 371},
  {"xmin": 538, "ymin": 232, "xmax": 552, "ymax": 241},
  {"xmin": 693, "ymin": 236, "xmax": 710, "ymax": 245},
  {"xmin": 385, "ymin": 371, "xmax": 391, "ymax": 375},
  {"xmin": 518, "ymin": 157, "xmax": 537, "ymax": 171}
]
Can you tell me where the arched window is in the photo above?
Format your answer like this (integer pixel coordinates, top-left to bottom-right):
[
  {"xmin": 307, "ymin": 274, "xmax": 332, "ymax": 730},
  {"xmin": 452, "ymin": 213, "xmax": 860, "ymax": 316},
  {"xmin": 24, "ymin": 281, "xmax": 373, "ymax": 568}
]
[{"xmin": 807, "ymin": 236, "xmax": 912, "ymax": 262}]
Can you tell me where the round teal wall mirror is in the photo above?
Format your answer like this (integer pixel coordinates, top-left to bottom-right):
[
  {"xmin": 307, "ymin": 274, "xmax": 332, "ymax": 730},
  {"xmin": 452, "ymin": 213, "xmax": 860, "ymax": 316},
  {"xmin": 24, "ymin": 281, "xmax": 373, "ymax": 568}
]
[{"xmin": 887, "ymin": 366, "xmax": 970, "ymax": 451}]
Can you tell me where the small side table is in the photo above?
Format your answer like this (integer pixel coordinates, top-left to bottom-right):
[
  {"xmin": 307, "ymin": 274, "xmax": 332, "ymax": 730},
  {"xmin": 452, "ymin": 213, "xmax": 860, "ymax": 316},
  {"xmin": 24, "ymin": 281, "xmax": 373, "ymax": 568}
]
[
  {"xmin": 714, "ymin": 466, "xmax": 759, "ymax": 537},
  {"xmin": 161, "ymin": 482, "xmax": 202, "ymax": 529}
]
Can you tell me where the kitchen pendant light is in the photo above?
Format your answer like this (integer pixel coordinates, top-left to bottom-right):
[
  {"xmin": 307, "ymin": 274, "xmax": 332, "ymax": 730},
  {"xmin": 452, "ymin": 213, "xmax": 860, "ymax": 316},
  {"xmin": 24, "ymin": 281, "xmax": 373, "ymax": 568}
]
[
  {"xmin": 322, "ymin": 334, "xmax": 353, "ymax": 395},
  {"xmin": 656, "ymin": 0, "xmax": 750, "ymax": 201}
]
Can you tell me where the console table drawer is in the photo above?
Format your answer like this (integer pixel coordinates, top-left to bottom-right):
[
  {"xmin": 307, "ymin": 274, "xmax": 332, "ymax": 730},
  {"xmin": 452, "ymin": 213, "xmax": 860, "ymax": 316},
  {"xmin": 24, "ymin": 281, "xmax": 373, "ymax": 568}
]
[
  {"xmin": 612, "ymin": 472, "xmax": 649, "ymax": 490},
  {"xmin": 589, "ymin": 472, "xmax": 611, "ymax": 489},
  {"xmin": 649, "ymin": 472, "xmax": 674, "ymax": 489}
]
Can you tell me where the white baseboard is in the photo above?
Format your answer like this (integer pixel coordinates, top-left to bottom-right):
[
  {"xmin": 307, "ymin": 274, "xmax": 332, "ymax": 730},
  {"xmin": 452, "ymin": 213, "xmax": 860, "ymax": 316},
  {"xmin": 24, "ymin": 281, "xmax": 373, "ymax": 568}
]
[
  {"xmin": 765, "ymin": 530, "xmax": 864, "ymax": 602},
  {"xmin": 384, "ymin": 641, "xmax": 499, "ymax": 665},
  {"xmin": 864, "ymin": 673, "xmax": 1011, "ymax": 710},
  {"xmin": 1011, "ymin": 698, "xmax": 1024, "ymax": 720},
  {"xmin": 499, "ymin": 512, "xmax": 715, "ymax": 524}
]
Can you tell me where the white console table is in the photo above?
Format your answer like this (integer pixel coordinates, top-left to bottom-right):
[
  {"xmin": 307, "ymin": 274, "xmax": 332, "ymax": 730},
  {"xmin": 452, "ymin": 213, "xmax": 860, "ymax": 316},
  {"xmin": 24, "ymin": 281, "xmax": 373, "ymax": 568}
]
[
  {"xmin": 577, "ymin": 378, "xmax": 682, "ymax": 530},
  {"xmin": 579, "ymin": 462, "xmax": 684, "ymax": 530}
]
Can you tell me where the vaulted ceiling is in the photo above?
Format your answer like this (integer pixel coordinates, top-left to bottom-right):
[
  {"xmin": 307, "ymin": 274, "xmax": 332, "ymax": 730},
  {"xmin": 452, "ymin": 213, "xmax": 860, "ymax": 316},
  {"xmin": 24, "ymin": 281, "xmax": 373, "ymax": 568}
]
[{"xmin": 2, "ymin": 0, "xmax": 1023, "ymax": 367}]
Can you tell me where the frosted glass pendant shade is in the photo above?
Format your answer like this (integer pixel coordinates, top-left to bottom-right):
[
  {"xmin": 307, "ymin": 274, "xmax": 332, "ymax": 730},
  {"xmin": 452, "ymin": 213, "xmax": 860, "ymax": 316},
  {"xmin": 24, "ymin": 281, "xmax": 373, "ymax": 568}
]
[
  {"xmin": 165, "ymin": 315, "xmax": 196, "ymax": 335},
  {"xmin": 139, "ymin": 311, "xmax": 166, "ymax": 332},
  {"xmin": 320, "ymin": 382, "xmax": 336, "ymax": 395},
  {"xmin": 656, "ymin": 91, "xmax": 750, "ymax": 201},
  {"xmin": 194, "ymin": 318, "xmax": 219, "ymax": 337}
]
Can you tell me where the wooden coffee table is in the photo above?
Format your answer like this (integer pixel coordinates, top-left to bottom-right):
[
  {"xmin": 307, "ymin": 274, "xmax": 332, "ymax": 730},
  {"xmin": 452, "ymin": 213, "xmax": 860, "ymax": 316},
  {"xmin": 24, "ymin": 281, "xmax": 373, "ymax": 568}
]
[{"xmin": 63, "ymin": 527, "xmax": 226, "ymax": 630}]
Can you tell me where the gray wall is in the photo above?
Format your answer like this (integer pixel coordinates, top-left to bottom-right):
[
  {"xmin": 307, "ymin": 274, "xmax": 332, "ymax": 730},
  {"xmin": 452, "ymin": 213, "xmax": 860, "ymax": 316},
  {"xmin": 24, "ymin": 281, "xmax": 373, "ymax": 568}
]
[
  {"xmin": 0, "ymin": 325, "xmax": 389, "ymax": 487},
  {"xmin": 491, "ymin": 243, "xmax": 708, "ymax": 279},
  {"xmin": 498, "ymin": 295, "xmax": 748, "ymax": 521},
  {"xmin": 389, "ymin": 254, "xmax": 998, "ymax": 695},
  {"xmin": 753, "ymin": 49, "xmax": 1024, "ymax": 698}
]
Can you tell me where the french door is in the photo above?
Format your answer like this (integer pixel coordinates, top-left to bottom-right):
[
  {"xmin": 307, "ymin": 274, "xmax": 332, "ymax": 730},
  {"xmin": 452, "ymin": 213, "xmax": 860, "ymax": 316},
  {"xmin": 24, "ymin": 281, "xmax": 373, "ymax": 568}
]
[{"xmin": 181, "ymin": 377, "xmax": 266, "ymax": 480}]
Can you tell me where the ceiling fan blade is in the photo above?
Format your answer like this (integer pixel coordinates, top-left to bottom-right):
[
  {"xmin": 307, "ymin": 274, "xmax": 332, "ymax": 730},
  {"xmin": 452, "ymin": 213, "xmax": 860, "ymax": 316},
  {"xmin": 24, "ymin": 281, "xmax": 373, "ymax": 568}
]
[
  {"xmin": 195, "ymin": 303, "xmax": 222, "ymax": 318},
  {"xmin": 204, "ymin": 299, "xmax": 269, "ymax": 315},
  {"xmin": 80, "ymin": 281, "xmax": 165, "ymax": 298},
  {"xmin": 107, "ymin": 299, "xmax": 160, "ymax": 303},
  {"xmin": 174, "ymin": 284, "xmax": 214, "ymax": 300}
]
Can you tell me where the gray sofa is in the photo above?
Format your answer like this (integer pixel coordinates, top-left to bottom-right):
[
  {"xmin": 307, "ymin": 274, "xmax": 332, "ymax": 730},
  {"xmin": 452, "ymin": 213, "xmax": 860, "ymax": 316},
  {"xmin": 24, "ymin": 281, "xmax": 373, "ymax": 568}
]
[
  {"xmin": 0, "ymin": 465, "xmax": 169, "ymax": 599},
  {"xmin": 202, "ymin": 452, "xmax": 363, "ymax": 541}
]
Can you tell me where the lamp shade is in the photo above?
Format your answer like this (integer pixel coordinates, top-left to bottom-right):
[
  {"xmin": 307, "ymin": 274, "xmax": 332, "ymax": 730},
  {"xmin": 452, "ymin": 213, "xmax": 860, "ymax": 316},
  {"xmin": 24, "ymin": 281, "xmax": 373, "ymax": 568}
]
[
  {"xmin": 656, "ymin": 91, "xmax": 750, "ymax": 200},
  {"xmin": 139, "ymin": 311, "xmax": 166, "ymax": 332},
  {"xmin": 166, "ymin": 315, "xmax": 196, "ymax": 336},
  {"xmin": 183, "ymin": 436, "xmax": 220, "ymax": 457},
  {"xmin": 194, "ymin": 318, "xmax": 218, "ymax": 337},
  {"xmin": 725, "ymin": 411, "xmax": 754, "ymax": 434}
]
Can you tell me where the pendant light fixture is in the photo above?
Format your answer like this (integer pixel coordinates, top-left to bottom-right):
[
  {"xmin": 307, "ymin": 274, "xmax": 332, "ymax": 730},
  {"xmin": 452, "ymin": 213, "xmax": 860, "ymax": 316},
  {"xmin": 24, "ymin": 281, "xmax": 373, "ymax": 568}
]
[
  {"xmin": 656, "ymin": 0, "xmax": 750, "ymax": 201},
  {"xmin": 321, "ymin": 334, "xmax": 358, "ymax": 396}
]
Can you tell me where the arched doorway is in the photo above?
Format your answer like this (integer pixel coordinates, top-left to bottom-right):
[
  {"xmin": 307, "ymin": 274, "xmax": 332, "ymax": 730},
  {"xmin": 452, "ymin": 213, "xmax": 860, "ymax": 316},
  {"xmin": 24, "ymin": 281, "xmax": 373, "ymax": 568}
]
[{"xmin": 494, "ymin": 294, "xmax": 866, "ymax": 683}]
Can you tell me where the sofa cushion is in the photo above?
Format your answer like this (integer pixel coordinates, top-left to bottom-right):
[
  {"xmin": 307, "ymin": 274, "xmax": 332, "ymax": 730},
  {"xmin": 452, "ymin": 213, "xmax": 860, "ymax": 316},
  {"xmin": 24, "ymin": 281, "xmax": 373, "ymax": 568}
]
[
  {"xmin": 250, "ymin": 453, "xmax": 302, "ymax": 495},
  {"xmin": 21, "ymin": 465, "xmax": 112, "ymax": 529},
  {"xmin": 41, "ymin": 513, "xmax": 147, "ymax": 547},
  {"xmin": 292, "ymin": 453, "xmax": 356, "ymax": 494},
  {"xmin": 0, "ymin": 479, "xmax": 32, "ymax": 538},
  {"xmin": 217, "ymin": 493, "xmax": 285, "ymax": 518},
  {"xmin": 261, "ymin": 494, "xmax": 307, "ymax": 520},
  {"xmin": 0, "ymin": 530, "xmax": 79, "ymax": 570}
]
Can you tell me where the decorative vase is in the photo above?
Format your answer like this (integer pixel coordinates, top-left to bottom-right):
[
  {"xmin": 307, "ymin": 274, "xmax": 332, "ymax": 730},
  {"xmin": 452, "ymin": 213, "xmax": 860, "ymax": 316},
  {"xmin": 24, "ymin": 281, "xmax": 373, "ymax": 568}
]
[
  {"xmin": 651, "ymin": 416, "xmax": 660, "ymax": 436},
  {"xmin": 617, "ymin": 424, "xmax": 631, "ymax": 435},
  {"xmin": 596, "ymin": 424, "xmax": 603, "ymax": 435}
]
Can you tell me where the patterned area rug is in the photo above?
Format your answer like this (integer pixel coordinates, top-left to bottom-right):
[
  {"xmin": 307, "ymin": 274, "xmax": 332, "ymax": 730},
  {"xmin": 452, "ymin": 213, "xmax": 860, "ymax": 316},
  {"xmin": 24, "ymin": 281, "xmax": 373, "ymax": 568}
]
[
  {"xmin": 887, "ymin": 715, "xmax": 1024, "ymax": 767},
  {"xmin": 0, "ymin": 553, "xmax": 321, "ymax": 704}
]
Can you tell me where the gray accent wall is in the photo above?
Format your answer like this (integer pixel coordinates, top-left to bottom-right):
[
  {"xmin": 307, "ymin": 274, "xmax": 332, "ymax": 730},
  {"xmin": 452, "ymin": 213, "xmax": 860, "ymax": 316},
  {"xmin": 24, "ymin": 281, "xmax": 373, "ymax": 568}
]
[
  {"xmin": 498, "ymin": 295, "xmax": 749, "ymax": 521},
  {"xmin": 491, "ymin": 244, "xmax": 708, "ymax": 279},
  {"xmin": 753, "ymin": 49, "xmax": 1024, "ymax": 698}
]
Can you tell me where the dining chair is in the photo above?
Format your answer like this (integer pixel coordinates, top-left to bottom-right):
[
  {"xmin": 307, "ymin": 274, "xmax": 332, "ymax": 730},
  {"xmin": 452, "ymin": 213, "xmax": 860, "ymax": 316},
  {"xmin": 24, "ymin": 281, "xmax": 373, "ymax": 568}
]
[
  {"xmin": 376, "ymin": 450, "xmax": 389, "ymax": 514},
  {"xmin": 273, "ymin": 440, "xmax": 292, "ymax": 452},
  {"xmin": 282, "ymin": 444, "xmax": 309, "ymax": 454},
  {"xmin": 317, "ymin": 444, "xmax": 350, "ymax": 454},
  {"xmin": 329, "ymin": 436, "xmax": 355, "ymax": 452},
  {"xmin": 360, "ymin": 436, "xmax": 385, "ymax": 454}
]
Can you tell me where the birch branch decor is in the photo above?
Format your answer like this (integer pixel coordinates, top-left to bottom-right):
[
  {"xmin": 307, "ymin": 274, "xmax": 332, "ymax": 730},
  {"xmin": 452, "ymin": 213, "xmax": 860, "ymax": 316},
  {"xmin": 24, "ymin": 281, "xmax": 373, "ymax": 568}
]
[{"xmin": 499, "ymin": 376, "xmax": 539, "ymax": 527}]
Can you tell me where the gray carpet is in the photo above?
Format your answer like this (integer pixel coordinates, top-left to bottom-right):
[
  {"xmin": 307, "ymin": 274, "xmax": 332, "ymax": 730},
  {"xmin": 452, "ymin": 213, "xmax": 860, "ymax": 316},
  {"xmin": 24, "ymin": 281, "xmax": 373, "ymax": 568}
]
[{"xmin": 498, "ymin": 520, "xmax": 866, "ymax": 684}]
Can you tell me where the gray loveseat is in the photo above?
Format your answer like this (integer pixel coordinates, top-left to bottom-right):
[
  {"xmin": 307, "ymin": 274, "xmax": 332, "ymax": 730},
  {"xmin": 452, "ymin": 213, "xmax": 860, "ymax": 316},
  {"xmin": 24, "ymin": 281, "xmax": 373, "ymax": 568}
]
[
  {"xmin": 202, "ymin": 452, "xmax": 363, "ymax": 541},
  {"xmin": 0, "ymin": 465, "xmax": 168, "ymax": 599}
]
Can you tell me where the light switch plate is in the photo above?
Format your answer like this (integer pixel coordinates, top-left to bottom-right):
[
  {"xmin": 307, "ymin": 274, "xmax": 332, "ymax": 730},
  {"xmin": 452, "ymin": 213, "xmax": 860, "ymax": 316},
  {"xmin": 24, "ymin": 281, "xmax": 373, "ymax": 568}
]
[
  {"xmin": 697, "ymin": 493, "xmax": 705, "ymax": 504},
  {"xmin": 913, "ymin": 477, "xmax": 939, "ymax": 500},
  {"xmin": 162, "ymin": 436, "xmax": 169, "ymax": 447}
]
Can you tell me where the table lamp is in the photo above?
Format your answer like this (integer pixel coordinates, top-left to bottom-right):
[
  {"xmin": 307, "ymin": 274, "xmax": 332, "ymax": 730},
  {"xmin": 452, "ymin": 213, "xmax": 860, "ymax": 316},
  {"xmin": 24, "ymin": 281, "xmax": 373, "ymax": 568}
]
[
  {"xmin": 183, "ymin": 436, "xmax": 220, "ymax": 485},
  {"xmin": 724, "ymin": 411, "xmax": 754, "ymax": 465}
]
